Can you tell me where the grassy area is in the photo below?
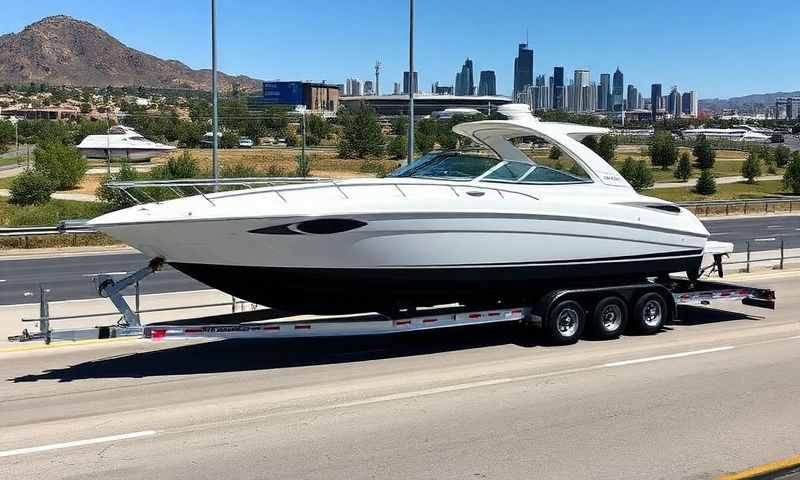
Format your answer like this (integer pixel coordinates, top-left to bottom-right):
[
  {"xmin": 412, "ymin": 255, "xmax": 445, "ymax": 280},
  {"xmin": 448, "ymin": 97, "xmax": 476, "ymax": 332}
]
[
  {"xmin": 0, "ymin": 156, "xmax": 23, "ymax": 167},
  {"xmin": 0, "ymin": 176, "xmax": 13, "ymax": 189},
  {"xmin": 0, "ymin": 197, "xmax": 108, "ymax": 227},
  {"xmin": 644, "ymin": 180, "xmax": 791, "ymax": 203}
]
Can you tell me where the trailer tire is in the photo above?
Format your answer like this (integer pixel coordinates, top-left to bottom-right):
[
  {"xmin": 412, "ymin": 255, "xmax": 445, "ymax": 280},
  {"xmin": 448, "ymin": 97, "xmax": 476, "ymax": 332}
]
[
  {"xmin": 631, "ymin": 292, "xmax": 667, "ymax": 335},
  {"xmin": 589, "ymin": 296, "xmax": 627, "ymax": 339},
  {"xmin": 545, "ymin": 300, "xmax": 585, "ymax": 345}
]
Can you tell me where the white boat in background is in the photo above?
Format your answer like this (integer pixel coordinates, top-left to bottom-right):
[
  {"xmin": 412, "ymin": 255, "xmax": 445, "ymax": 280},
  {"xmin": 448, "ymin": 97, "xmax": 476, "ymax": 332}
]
[
  {"xmin": 77, "ymin": 126, "xmax": 176, "ymax": 161},
  {"xmin": 90, "ymin": 104, "xmax": 710, "ymax": 315},
  {"xmin": 683, "ymin": 127, "xmax": 770, "ymax": 143}
]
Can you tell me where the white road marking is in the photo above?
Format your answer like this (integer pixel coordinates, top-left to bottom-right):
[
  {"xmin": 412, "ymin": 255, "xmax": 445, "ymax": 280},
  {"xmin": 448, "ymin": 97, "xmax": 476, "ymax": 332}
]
[
  {"xmin": 767, "ymin": 226, "xmax": 784, "ymax": 229},
  {"xmin": 790, "ymin": 335, "xmax": 800, "ymax": 340},
  {"xmin": 603, "ymin": 346, "xmax": 735, "ymax": 368},
  {"xmin": 709, "ymin": 232, "xmax": 731, "ymax": 236},
  {"xmin": 81, "ymin": 271, "xmax": 128, "ymax": 277},
  {"xmin": 0, "ymin": 279, "xmax": 6, "ymax": 283},
  {"xmin": 753, "ymin": 238, "xmax": 777, "ymax": 242},
  {"xmin": 0, "ymin": 431, "xmax": 157, "ymax": 458}
]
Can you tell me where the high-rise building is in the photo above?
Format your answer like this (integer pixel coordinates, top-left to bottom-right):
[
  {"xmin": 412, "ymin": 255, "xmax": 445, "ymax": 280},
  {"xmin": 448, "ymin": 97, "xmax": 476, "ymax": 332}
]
[
  {"xmin": 627, "ymin": 85, "xmax": 639, "ymax": 110},
  {"xmin": 612, "ymin": 67, "xmax": 624, "ymax": 112},
  {"xmin": 650, "ymin": 83, "xmax": 662, "ymax": 119},
  {"xmin": 667, "ymin": 86, "xmax": 681, "ymax": 117},
  {"xmin": 599, "ymin": 73, "xmax": 611, "ymax": 111},
  {"xmin": 681, "ymin": 91, "xmax": 698, "ymax": 117},
  {"xmin": 477, "ymin": 70, "xmax": 497, "ymax": 96},
  {"xmin": 363, "ymin": 80, "xmax": 374, "ymax": 96},
  {"xmin": 776, "ymin": 97, "xmax": 788, "ymax": 120},
  {"xmin": 572, "ymin": 69, "xmax": 591, "ymax": 112},
  {"xmin": 403, "ymin": 71, "xmax": 419, "ymax": 94},
  {"xmin": 455, "ymin": 58, "xmax": 475, "ymax": 96},
  {"xmin": 787, "ymin": 97, "xmax": 800, "ymax": 120},
  {"xmin": 528, "ymin": 75, "xmax": 550, "ymax": 111},
  {"xmin": 345, "ymin": 78, "xmax": 362, "ymax": 96},
  {"xmin": 513, "ymin": 43, "xmax": 534, "ymax": 99},
  {"xmin": 393, "ymin": 82, "xmax": 402, "ymax": 95},
  {"xmin": 432, "ymin": 82, "xmax": 454, "ymax": 95},
  {"xmin": 553, "ymin": 66, "xmax": 565, "ymax": 110}
]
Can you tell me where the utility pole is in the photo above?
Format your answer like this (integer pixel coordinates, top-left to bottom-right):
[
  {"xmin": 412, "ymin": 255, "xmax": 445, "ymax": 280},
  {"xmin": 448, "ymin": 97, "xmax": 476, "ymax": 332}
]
[
  {"xmin": 211, "ymin": 0, "xmax": 220, "ymax": 186},
  {"xmin": 374, "ymin": 60, "xmax": 382, "ymax": 96},
  {"xmin": 407, "ymin": 0, "xmax": 415, "ymax": 166}
]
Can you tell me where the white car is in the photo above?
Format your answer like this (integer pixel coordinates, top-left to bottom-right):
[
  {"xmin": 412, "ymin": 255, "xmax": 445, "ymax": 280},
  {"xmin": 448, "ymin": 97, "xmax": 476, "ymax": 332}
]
[{"xmin": 238, "ymin": 137, "xmax": 254, "ymax": 148}]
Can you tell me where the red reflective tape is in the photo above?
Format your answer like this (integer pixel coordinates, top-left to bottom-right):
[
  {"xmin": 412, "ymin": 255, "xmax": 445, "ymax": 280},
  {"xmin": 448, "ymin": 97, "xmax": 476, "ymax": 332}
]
[
  {"xmin": 423, "ymin": 319, "xmax": 438, "ymax": 323},
  {"xmin": 263, "ymin": 325, "xmax": 281, "ymax": 331},
  {"xmin": 395, "ymin": 320, "xmax": 411, "ymax": 326},
  {"xmin": 469, "ymin": 313, "xmax": 481, "ymax": 319},
  {"xmin": 488, "ymin": 312, "xmax": 500, "ymax": 317},
  {"xmin": 511, "ymin": 309, "xmax": 523, "ymax": 314},
  {"xmin": 184, "ymin": 328, "xmax": 203, "ymax": 333},
  {"xmin": 295, "ymin": 325, "xmax": 312, "ymax": 330}
]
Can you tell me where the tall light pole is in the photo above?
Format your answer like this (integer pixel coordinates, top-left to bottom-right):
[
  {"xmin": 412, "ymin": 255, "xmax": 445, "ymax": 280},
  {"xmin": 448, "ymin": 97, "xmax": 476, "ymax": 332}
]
[
  {"xmin": 211, "ymin": 0, "xmax": 220, "ymax": 184},
  {"xmin": 407, "ymin": 0, "xmax": 415, "ymax": 166}
]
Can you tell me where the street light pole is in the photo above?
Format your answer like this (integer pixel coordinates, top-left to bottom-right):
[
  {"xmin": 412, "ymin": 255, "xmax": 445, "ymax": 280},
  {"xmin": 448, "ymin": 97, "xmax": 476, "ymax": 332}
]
[
  {"xmin": 211, "ymin": 0, "xmax": 220, "ymax": 185},
  {"xmin": 407, "ymin": 0, "xmax": 415, "ymax": 166}
]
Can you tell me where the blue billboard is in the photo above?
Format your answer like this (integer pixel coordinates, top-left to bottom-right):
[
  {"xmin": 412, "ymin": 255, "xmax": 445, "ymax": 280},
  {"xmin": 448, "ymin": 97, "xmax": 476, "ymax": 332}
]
[{"xmin": 262, "ymin": 81, "xmax": 305, "ymax": 106}]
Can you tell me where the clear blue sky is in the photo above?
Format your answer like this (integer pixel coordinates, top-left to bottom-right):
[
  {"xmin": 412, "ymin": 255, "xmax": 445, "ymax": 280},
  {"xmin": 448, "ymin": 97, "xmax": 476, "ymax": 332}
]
[{"xmin": 2, "ymin": 0, "xmax": 798, "ymax": 99}]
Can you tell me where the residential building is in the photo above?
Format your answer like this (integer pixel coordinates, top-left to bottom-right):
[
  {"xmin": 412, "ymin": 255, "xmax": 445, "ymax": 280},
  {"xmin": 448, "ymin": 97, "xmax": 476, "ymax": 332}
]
[
  {"xmin": 651, "ymin": 83, "xmax": 662, "ymax": 119},
  {"xmin": 455, "ymin": 58, "xmax": 475, "ymax": 96},
  {"xmin": 667, "ymin": 86, "xmax": 681, "ymax": 117},
  {"xmin": 513, "ymin": 43, "xmax": 534, "ymax": 99},
  {"xmin": 553, "ymin": 66, "xmax": 565, "ymax": 110},
  {"xmin": 599, "ymin": 73, "xmax": 611, "ymax": 111},
  {"xmin": 627, "ymin": 85, "xmax": 639, "ymax": 110},
  {"xmin": 682, "ymin": 91, "xmax": 698, "ymax": 117},
  {"xmin": 572, "ymin": 69, "xmax": 591, "ymax": 113}
]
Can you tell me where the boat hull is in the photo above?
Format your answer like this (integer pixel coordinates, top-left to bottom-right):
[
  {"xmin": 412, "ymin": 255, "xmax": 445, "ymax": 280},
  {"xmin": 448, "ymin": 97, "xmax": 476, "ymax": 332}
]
[{"xmin": 171, "ymin": 253, "xmax": 703, "ymax": 314}]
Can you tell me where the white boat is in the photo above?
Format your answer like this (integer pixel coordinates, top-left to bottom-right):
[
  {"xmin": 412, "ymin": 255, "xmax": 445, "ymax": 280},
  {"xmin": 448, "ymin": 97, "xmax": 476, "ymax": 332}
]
[
  {"xmin": 89, "ymin": 104, "xmax": 710, "ymax": 314},
  {"xmin": 77, "ymin": 126, "xmax": 176, "ymax": 161},
  {"xmin": 683, "ymin": 127, "xmax": 770, "ymax": 143}
]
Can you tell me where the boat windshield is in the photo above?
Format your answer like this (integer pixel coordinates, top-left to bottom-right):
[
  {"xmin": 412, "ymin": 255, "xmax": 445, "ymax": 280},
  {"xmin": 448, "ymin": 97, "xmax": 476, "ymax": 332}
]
[{"xmin": 389, "ymin": 152, "xmax": 591, "ymax": 184}]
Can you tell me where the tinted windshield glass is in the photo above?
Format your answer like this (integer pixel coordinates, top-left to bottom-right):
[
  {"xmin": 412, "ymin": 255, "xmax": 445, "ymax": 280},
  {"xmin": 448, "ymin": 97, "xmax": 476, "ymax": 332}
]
[
  {"xmin": 389, "ymin": 153, "xmax": 501, "ymax": 180},
  {"xmin": 482, "ymin": 160, "xmax": 590, "ymax": 184}
]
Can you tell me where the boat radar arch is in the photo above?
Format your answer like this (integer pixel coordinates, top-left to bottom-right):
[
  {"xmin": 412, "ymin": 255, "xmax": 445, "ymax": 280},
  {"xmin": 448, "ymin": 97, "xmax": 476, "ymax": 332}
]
[{"xmin": 497, "ymin": 103, "xmax": 539, "ymax": 121}]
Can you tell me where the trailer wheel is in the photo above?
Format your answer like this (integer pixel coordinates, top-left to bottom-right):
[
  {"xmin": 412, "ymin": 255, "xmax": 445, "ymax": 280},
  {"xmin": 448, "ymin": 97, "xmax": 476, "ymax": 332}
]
[
  {"xmin": 631, "ymin": 292, "xmax": 667, "ymax": 335},
  {"xmin": 589, "ymin": 297, "xmax": 627, "ymax": 339},
  {"xmin": 546, "ymin": 300, "xmax": 585, "ymax": 345}
]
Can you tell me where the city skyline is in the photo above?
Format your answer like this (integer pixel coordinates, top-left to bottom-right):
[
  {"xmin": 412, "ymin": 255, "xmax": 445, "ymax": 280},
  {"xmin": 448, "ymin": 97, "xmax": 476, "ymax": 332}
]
[{"xmin": 0, "ymin": 1, "xmax": 798, "ymax": 99}]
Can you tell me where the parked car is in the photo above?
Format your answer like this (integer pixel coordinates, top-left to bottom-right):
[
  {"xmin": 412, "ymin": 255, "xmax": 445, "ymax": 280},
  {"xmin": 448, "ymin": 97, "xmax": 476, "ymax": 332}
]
[
  {"xmin": 238, "ymin": 137, "xmax": 254, "ymax": 148},
  {"xmin": 770, "ymin": 133, "xmax": 785, "ymax": 143}
]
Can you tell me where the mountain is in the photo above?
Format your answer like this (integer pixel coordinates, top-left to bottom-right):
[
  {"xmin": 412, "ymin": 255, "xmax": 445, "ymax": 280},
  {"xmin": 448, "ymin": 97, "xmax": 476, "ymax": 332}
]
[
  {"xmin": 700, "ymin": 91, "xmax": 800, "ymax": 111},
  {"xmin": 0, "ymin": 15, "xmax": 262, "ymax": 92}
]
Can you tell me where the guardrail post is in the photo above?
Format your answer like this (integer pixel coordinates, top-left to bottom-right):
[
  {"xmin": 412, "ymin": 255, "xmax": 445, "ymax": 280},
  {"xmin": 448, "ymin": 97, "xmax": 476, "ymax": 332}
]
[
  {"xmin": 39, "ymin": 286, "xmax": 51, "ymax": 345},
  {"xmin": 725, "ymin": 203, "xmax": 729, "ymax": 216},
  {"xmin": 780, "ymin": 238, "xmax": 785, "ymax": 270},
  {"xmin": 746, "ymin": 241, "xmax": 751, "ymax": 274},
  {"xmin": 231, "ymin": 296, "xmax": 237, "ymax": 314},
  {"xmin": 135, "ymin": 281, "xmax": 141, "ymax": 324},
  {"xmin": 744, "ymin": 202, "xmax": 747, "ymax": 215}
]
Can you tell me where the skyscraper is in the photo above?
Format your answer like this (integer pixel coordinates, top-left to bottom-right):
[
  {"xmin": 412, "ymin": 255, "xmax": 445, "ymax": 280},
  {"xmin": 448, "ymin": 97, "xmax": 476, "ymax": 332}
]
[
  {"xmin": 681, "ymin": 91, "xmax": 698, "ymax": 116},
  {"xmin": 363, "ymin": 80, "xmax": 374, "ymax": 96},
  {"xmin": 668, "ymin": 86, "xmax": 681, "ymax": 117},
  {"xmin": 393, "ymin": 82, "xmax": 402, "ymax": 95},
  {"xmin": 573, "ymin": 69, "xmax": 590, "ymax": 112},
  {"xmin": 403, "ymin": 71, "xmax": 419, "ymax": 94},
  {"xmin": 651, "ymin": 84, "xmax": 662, "ymax": 120},
  {"xmin": 627, "ymin": 85, "xmax": 638, "ymax": 110},
  {"xmin": 599, "ymin": 73, "xmax": 611, "ymax": 111},
  {"xmin": 455, "ymin": 58, "xmax": 475, "ymax": 96},
  {"xmin": 477, "ymin": 70, "xmax": 497, "ymax": 96},
  {"xmin": 612, "ymin": 68, "xmax": 624, "ymax": 112},
  {"xmin": 513, "ymin": 43, "xmax": 534, "ymax": 99},
  {"xmin": 553, "ymin": 66, "xmax": 565, "ymax": 110},
  {"xmin": 345, "ymin": 78, "xmax": 362, "ymax": 96}
]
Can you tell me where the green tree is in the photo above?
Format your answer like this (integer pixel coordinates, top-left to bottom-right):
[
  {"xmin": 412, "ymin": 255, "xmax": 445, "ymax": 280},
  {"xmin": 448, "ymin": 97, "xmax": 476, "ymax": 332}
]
[
  {"xmin": 305, "ymin": 114, "xmax": 331, "ymax": 146},
  {"xmin": 741, "ymin": 151, "xmax": 762, "ymax": 184},
  {"xmin": 548, "ymin": 146, "xmax": 561, "ymax": 160},
  {"xmin": 0, "ymin": 120, "xmax": 15, "ymax": 145},
  {"xmin": 295, "ymin": 153, "xmax": 312, "ymax": 177},
  {"xmin": 695, "ymin": 168, "xmax": 717, "ymax": 195},
  {"xmin": 33, "ymin": 142, "xmax": 88, "ymax": 190},
  {"xmin": 96, "ymin": 163, "xmax": 139, "ymax": 210},
  {"xmin": 387, "ymin": 135, "xmax": 407, "ymax": 160},
  {"xmin": 783, "ymin": 153, "xmax": 800, "ymax": 194},
  {"xmin": 596, "ymin": 134, "xmax": 617, "ymax": 162},
  {"xmin": 692, "ymin": 134, "xmax": 716, "ymax": 169},
  {"xmin": 649, "ymin": 131, "xmax": 678, "ymax": 170},
  {"xmin": 221, "ymin": 162, "xmax": 259, "ymax": 178},
  {"xmin": 337, "ymin": 102, "xmax": 385, "ymax": 159},
  {"xmin": 580, "ymin": 136, "xmax": 598, "ymax": 153},
  {"xmin": 9, "ymin": 170, "xmax": 54, "ymax": 206},
  {"xmin": 674, "ymin": 151, "xmax": 692, "ymax": 182},
  {"xmin": 391, "ymin": 117, "xmax": 408, "ymax": 136},
  {"xmin": 774, "ymin": 145, "xmax": 791, "ymax": 168},
  {"xmin": 151, "ymin": 151, "xmax": 199, "ymax": 179},
  {"xmin": 80, "ymin": 103, "xmax": 92, "ymax": 114},
  {"xmin": 619, "ymin": 157, "xmax": 654, "ymax": 192},
  {"xmin": 221, "ymin": 131, "xmax": 239, "ymax": 149}
]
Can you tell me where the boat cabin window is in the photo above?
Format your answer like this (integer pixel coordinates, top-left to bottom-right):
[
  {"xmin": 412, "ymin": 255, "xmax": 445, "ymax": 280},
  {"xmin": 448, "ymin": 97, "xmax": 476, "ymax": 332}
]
[
  {"xmin": 389, "ymin": 153, "xmax": 501, "ymax": 181},
  {"xmin": 481, "ymin": 160, "xmax": 590, "ymax": 184}
]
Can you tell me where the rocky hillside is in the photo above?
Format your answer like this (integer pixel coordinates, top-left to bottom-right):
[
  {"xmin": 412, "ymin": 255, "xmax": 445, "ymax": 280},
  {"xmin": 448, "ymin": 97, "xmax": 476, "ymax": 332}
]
[{"xmin": 0, "ymin": 15, "xmax": 262, "ymax": 92}]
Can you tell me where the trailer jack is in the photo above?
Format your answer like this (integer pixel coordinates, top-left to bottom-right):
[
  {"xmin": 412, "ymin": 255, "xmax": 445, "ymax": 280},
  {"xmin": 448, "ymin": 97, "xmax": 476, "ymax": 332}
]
[{"xmin": 95, "ymin": 257, "xmax": 164, "ymax": 327}]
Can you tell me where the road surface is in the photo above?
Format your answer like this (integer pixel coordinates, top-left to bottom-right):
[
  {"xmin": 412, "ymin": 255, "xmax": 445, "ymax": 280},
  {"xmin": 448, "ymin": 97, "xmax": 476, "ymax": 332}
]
[
  {"xmin": 0, "ymin": 272, "xmax": 797, "ymax": 479},
  {"xmin": 1, "ymin": 215, "xmax": 799, "ymax": 305}
]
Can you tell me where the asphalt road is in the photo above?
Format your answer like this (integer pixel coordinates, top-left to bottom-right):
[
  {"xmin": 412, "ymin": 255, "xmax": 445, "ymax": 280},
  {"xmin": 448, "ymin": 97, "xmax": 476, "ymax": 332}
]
[
  {"xmin": 0, "ymin": 272, "xmax": 798, "ymax": 479},
  {"xmin": 1, "ymin": 215, "xmax": 800, "ymax": 306}
]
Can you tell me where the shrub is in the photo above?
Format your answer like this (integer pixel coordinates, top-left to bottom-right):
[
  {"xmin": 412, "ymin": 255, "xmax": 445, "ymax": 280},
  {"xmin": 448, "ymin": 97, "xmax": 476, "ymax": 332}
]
[
  {"xmin": 96, "ymin": 163, "xmax": 139, "ymax": 211},
  {"xmin": 674, "ymin": 151, "xmax": 692, "ymax": 182},
  {"xmin": 548, "ymin": 146, "xmax": 561, "ymax": 160},
  {"xmin": 580, "ymin": 136, "xmax": 598, "ymax": 153},
  {"xmin": 152, "ymin": 150, "xmax": 199, "ymax": 179},
  {"xmin": 359, "ymin": 159, "xmax": 388, "ymax": 177},
  {"xmin": 774, "ymin": 145, "xmax": 791, "ymax": 168},
  {"xmin": 337, "ymin": 102, "xmax": 385, "ymax": 159},
  {"xmin": 740, "ymin": 151, "xmax": 762, "ymax": 184},
  {"xmin": 32, "ymin": 142, "xmax": 88, "ymax": 190},
  {"xmin": 265, "ymin": 163, "xmax": 288, "ymax": 177},
  {"xmin": 295, "ymin": 154, "xmax": 312, "ymax": 177},
  {"xmin": 692, "ymin": 134, "xmax": 716, "ymax": 169},
  {"xmin": 596, "ymin": 134, "xmax": 617, "ymax": 162},
  {"xmin": 221, "ymin": 163, "xmax": 259, "ymax": 178},
  {"xmin": 9, "ymin": 170, "xmax": 54, "ymax": 206},
  {"xmin": 695, "ymin": 168, "xmax": 717, "ymax": 195},
  {"xmin": 618, "ymin": 157, "xmax": 654, "ymax": 192}
]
